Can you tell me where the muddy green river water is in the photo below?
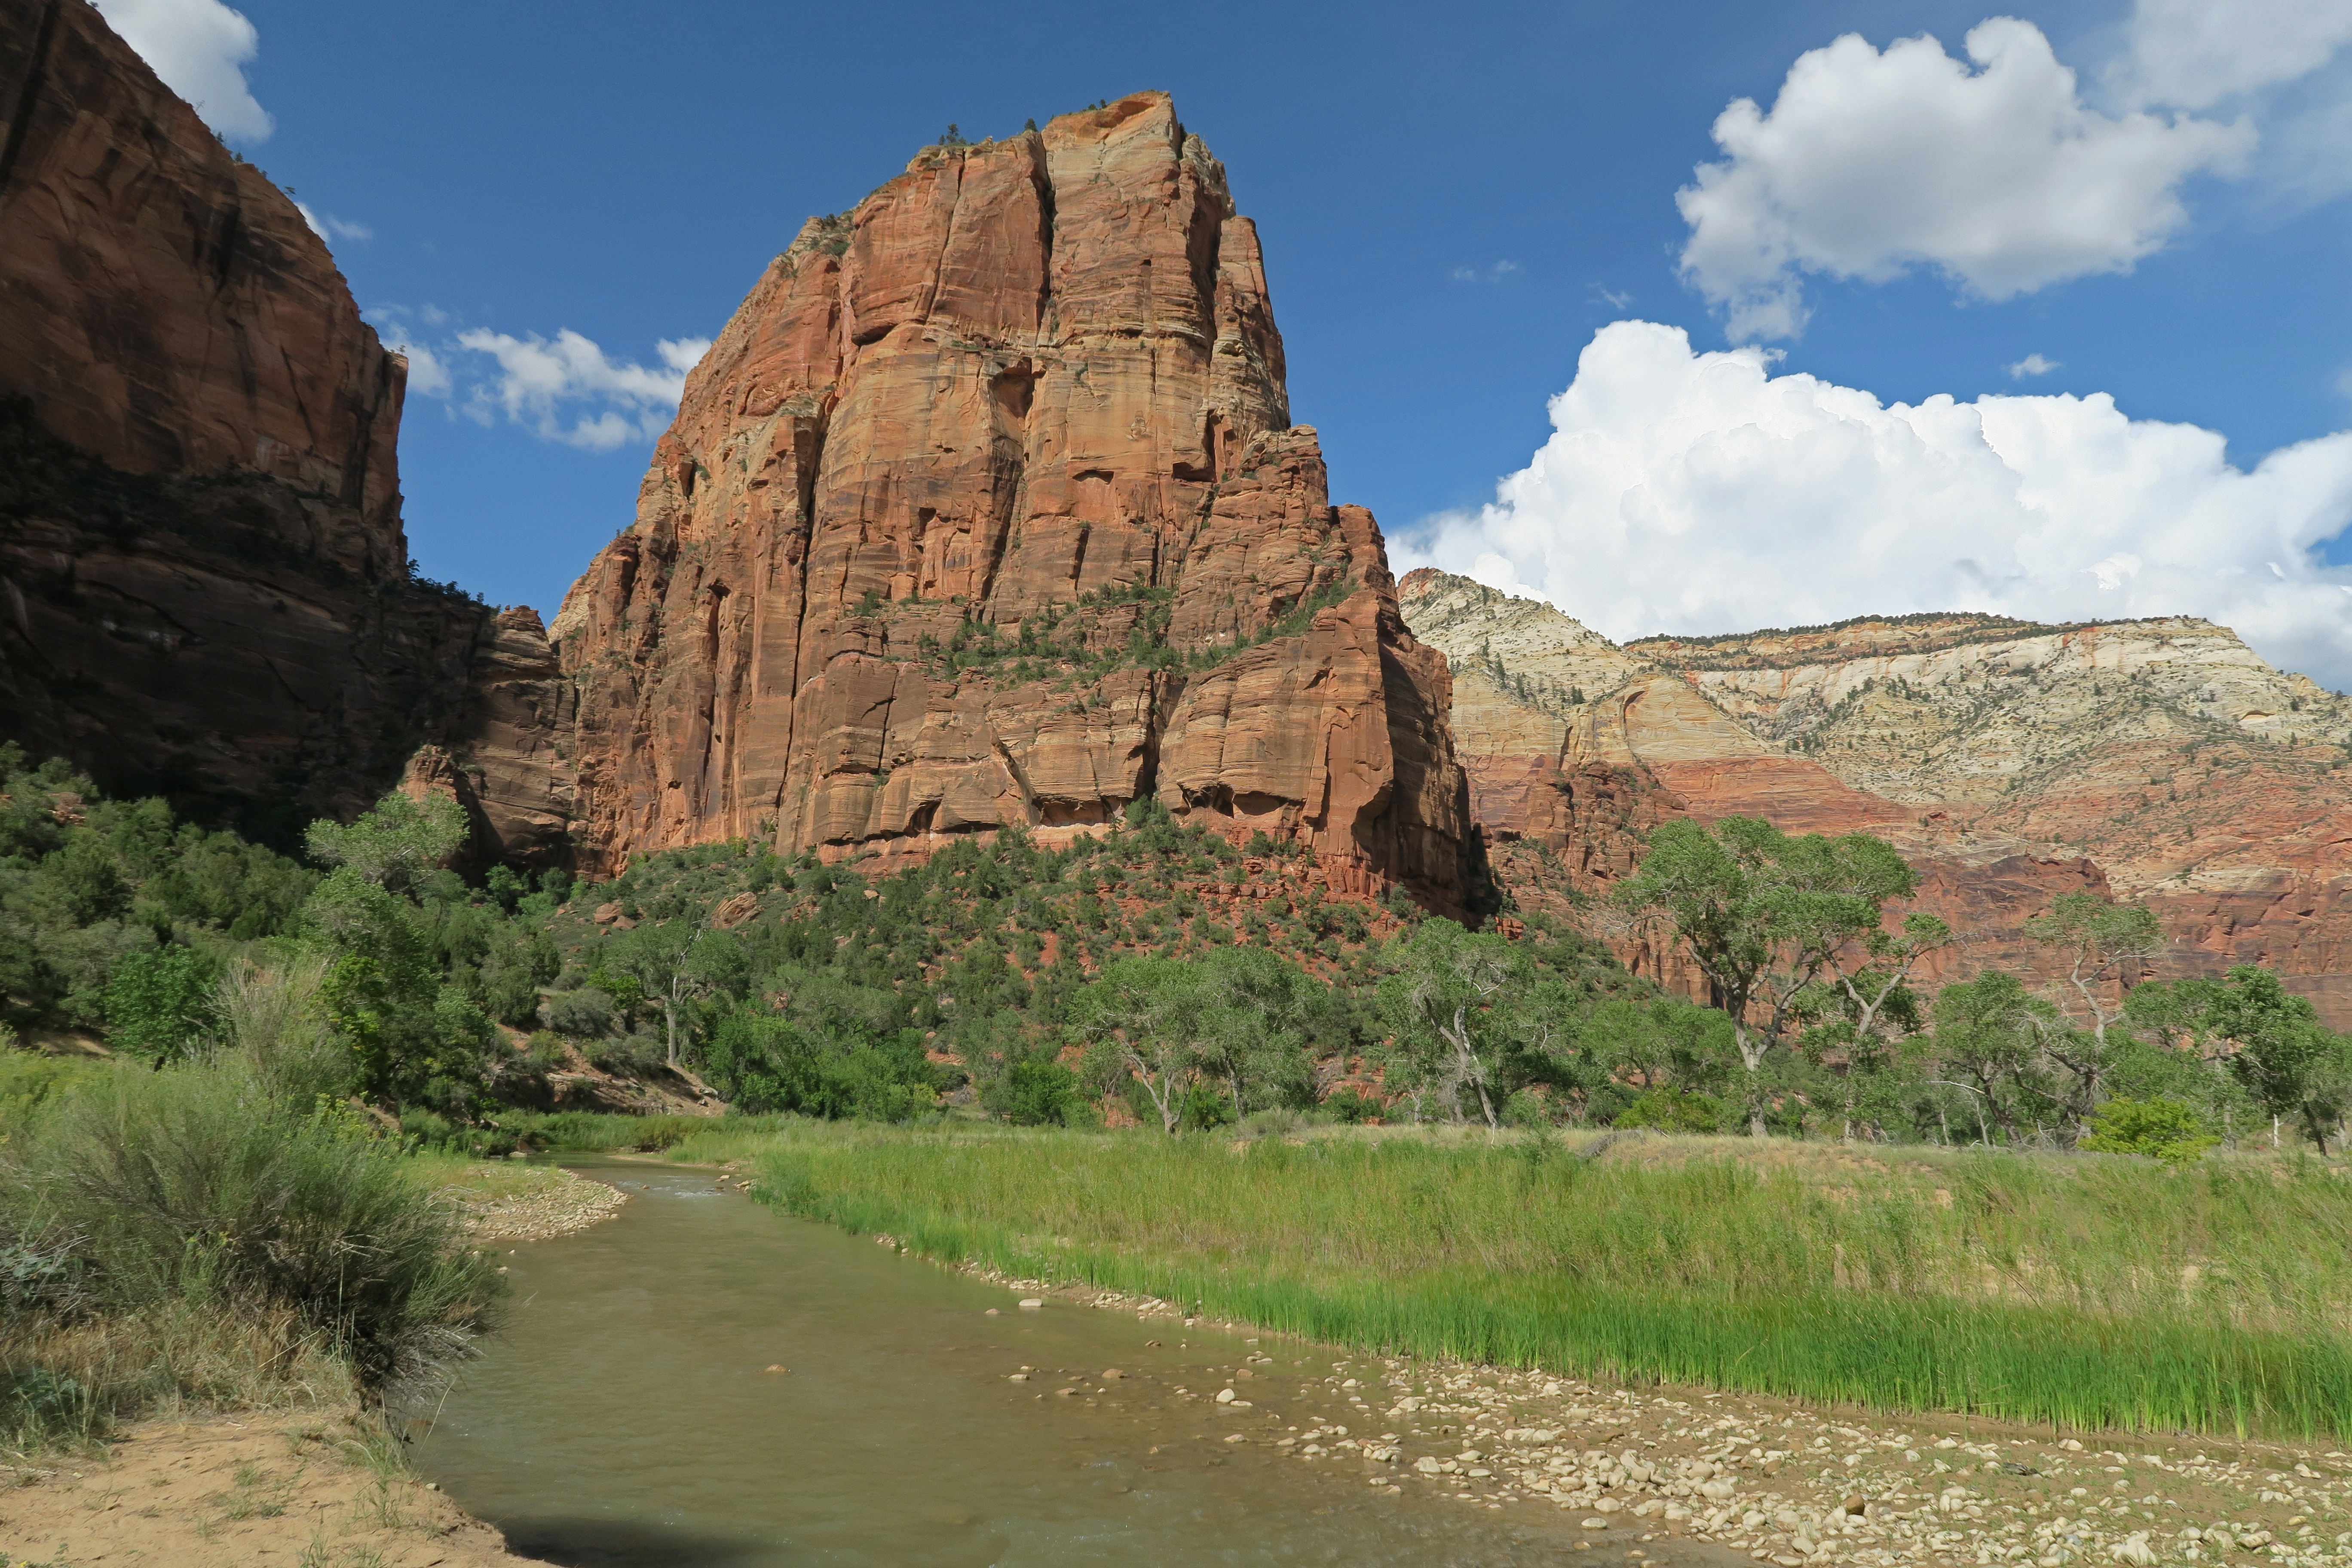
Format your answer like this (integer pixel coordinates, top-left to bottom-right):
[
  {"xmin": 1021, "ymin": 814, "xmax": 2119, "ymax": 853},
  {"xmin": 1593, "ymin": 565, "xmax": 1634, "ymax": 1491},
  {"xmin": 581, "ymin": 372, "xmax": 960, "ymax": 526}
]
[{"xmin": 416, "ymin": 1161, "xmax": 1722, "ymax": 1567}]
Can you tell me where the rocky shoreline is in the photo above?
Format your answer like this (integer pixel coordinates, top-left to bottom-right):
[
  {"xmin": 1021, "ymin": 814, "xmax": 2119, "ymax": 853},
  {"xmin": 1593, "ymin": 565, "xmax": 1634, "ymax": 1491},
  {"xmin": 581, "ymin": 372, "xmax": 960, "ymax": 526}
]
[
  {"xmin": 962, "ymin": 1265, "xmax": 2352, "ymax": 1568},
  {"xmin": 446, "ymin": 1161, "xmax": 630, "ymax": 1243}
]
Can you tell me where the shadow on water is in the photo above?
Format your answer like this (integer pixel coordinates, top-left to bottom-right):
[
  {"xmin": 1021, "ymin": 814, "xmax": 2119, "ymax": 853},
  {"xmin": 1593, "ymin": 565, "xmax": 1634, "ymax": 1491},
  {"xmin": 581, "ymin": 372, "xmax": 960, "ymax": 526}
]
[{"xmin": 490, "ymin": 1516, "xmax": 784, "ymax": 1568}]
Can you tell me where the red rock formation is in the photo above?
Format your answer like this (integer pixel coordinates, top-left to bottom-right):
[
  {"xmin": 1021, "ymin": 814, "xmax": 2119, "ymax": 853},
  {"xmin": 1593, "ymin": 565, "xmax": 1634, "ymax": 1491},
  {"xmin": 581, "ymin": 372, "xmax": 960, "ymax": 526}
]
[
  {"xmin": 556, "ymin": 93, "xmax": 1470, "ymax": 906},
  {"xmin": 0, "ymin": 0, "xmax": 400, "ymax": 572},
  {"xmin": 0, "ymin": 0, "xmax": 570, "ymax": 854}
]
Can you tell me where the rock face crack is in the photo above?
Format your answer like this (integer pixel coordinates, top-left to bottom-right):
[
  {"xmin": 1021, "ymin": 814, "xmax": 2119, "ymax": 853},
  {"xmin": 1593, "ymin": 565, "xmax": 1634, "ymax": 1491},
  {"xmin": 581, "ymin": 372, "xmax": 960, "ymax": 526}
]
[{"xmin": 0, "ymin": 0, "xmax": 63, "ymax": 198}]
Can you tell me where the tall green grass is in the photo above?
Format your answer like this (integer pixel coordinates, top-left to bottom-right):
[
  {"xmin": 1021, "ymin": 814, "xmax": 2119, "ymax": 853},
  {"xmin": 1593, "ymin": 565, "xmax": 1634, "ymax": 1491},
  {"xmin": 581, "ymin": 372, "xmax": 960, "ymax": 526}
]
[{"xmin": 731, "ymin": 1123, "xmax": 2352, "ymax": 1438}]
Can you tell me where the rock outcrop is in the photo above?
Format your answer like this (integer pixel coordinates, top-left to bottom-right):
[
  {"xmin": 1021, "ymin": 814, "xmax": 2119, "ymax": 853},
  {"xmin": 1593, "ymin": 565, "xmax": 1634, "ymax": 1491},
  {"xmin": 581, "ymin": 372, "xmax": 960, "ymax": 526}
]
[
  {"xmin": 1393, "ymin": 570, "xmax": 2350, "ymax": 1017},
  {"xmin": 555, "ymin": 94, "xmax": 1470, "ymax": 905},
  {"xmin": 1632, "ymin": 613, "xmax": 2352, "ymax": 1021},
  {"xmin": 0, "ymin": 0, "xmax": 570, "ymax": 854}
]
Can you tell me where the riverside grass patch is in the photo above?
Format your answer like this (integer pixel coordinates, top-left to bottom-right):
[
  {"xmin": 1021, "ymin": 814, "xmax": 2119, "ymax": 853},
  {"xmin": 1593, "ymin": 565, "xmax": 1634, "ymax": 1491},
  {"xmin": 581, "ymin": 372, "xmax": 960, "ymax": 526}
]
[{"xmin": 704, "ymin": 1122, "xmax": 2352, "ymax": 1439}]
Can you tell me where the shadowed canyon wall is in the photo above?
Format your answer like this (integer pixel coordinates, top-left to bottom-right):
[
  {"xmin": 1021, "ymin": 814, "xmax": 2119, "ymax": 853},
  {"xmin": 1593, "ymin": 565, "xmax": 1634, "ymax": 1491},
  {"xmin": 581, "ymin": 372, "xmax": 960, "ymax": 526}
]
[
  {"xmin": 0, "ymin": 0, "xmax": 570, "ymax": 858},
  {"xmin": 554, "ymin": 93, "xmax": 1471, "ymax": 906}
]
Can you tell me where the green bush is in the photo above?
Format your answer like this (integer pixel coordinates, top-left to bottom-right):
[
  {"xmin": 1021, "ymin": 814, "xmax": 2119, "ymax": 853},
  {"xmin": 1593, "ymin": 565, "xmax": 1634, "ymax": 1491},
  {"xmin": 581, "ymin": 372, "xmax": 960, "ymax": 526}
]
[
  {"xmin": 398, "ymin": 1107, "xmax": 522, "ymax": 1158},
  {"xmin": 1320, "ymin": 1087, "xmax": 1382, "ymax": 1124},
  {"xmin": 101, "ymin": 944, "xmax": 224, "ymax": 1063},
  {"xmin": 983, "ymin": 1047, "xmax": 1084, "ymax": 1127},
  {"xmin": 2081, "ymin": 1097, "xmax": 2219, "ymax": 1164},
  {"xmin": 0, "ymin": 1048, "xmax": 104, "ymax": 1130},
  {"xmin": 1177, "ymin": 1080, "xmax": 1235, "ymax": 1131},
  {"xmin": 1611, "ymin": 1085, "xmax": 1727, "ymax": 1134},
  {"xmin": 10, "ymin": 1058, "xmax": 502, "ymax": 1392},
  {"xmin": 495, "ymin": 1110, "xmax": 716, "ymax": 1151},
  {"xmin": 1499, "ymin": 1089, "xmax": 1556, "ymax": 1129},
  {"xmin": 702, "ymin": 1011, "xmax": 941, "ymax": 1121}
]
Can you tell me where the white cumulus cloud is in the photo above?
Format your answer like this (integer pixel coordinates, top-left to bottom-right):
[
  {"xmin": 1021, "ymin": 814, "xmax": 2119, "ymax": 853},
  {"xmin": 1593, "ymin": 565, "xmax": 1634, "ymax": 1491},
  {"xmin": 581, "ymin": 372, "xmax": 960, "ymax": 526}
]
[
  {"xmin": 94, "ymin": 0, "xmax": 273, "ymax": 143},
  {"xmin": 365, "ymin": 310, "xmax": 707, "ymax": 451},
  {"xmin": 1676, "ymin": 19, "xmax": 2251, "ymax": 340},
  {"xmin": 447, "ymin": 329, "xmax": 709, "ymax": 451},
  {"xmin": 2008, "ymin": 353, "xmax": 2061, "ymax": 378},
  {"xmin": 1399, "ymin": 321, "xmax": 2352, "ymax": 691},
  {"xmin": 2112, "ymin": 0, "xmax": 2352, "ymax": 111}
]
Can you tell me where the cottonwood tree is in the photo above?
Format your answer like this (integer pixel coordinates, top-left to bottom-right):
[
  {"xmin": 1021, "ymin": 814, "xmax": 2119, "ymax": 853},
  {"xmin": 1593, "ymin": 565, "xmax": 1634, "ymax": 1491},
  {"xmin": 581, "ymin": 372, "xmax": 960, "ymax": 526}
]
[
  {"xmin": 602, "ymin": 922, "xmax": 744, "ymax": 1069},
  {"xmin": 1072, "ymin": 956, "xmax": 1209, "ymax": 1134},
  {"xmin": 1192, "ymin": 945, "xmax": 1323, "ymax": 1121},
  {"xmin": 2204, "ymin": 965, "xmax": 2352, "ymax": 1153},
  {"xmin": 2025, "ymin": 893, "xmax": 2168, "ymax": 1042},
  {"xmin": 1613, "ymin": 817, "xmax": 1920, "ymax": 1136},
  {"xmin": 1927, "ymin": 972, "xmax": 2071, "ymax": 1143},
  {"xmin": 1375, "ymin": 919, "xmax": 1528, "ymax": 1128},
  {"xmin": 304, "ymin": 792, "xmax": 467, "ymax": 895}
]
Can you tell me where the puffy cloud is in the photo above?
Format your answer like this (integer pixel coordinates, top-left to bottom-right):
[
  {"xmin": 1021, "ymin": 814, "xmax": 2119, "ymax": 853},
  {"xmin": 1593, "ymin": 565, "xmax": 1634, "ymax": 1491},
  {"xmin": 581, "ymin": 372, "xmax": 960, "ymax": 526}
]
[
  {"xmin": 94, "ymin": 0, "xmax": 273, "ymax": 143},
  {"xmin": 1678, "ymin": 3, "xmax": 2352, "ymax": 337},
  {"xmin": 2112, "ymin": 0, "xmax": 2352, "ymax": 111},
  {"xmin": 1676, "ymin": 19, "xmax": 2251, "ymax": 340},
  {"xmin": 1399, "ymin": 322, "xmax": 2352, "ymax": 690},
  {"xmin": 2008, "ymin": 353, "xmax": 2060, "ymax": 378},
  {"xmin": 448, "ymin": 329, "xmax": 710, "ymax": 451},
  {"xmin": 363, "ymin": 309, "xmax": 707, "ymax": 451},
  {"xmin": 1684, "ymin": 19, "xmax": 2248, "ymax": 341}
]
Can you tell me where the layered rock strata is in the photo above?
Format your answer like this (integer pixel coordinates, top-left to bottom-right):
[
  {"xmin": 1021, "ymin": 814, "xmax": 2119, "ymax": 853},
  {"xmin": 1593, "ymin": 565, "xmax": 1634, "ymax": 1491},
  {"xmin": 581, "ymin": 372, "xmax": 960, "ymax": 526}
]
[
  {"xmin": 556, "ymin": 94, "xmax": 1470, "ymax": 905},
  {"xmin": 1397, "ymin": 570, "xmax": 2179, "ymax": 1010},
  {"xmin": 0, "ymin": 0, "xmax": 570, "ymax": 854},
  {"xmin": 1632, "ymin": 614, "xmax": 2352, "ymax": 1020}
]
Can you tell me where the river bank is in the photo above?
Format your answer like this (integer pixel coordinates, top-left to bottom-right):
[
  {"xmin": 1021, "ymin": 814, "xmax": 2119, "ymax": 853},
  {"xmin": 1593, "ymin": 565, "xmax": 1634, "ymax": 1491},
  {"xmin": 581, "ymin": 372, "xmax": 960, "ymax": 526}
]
[
  {"xmin": 918, "ymin": 1256, "xmax": 2352, "ymax": 1567},
  {"xmin": 0, "ymin": 1408, "xmax": 542, "ymax": 1568},
  {"xmin": 686, "ymin": 1121, "xmax": 2352, "ymax": 1567},
  {"xmin": 0, "ymin": 1163, "xmax": 625, "ymax": 1568}
]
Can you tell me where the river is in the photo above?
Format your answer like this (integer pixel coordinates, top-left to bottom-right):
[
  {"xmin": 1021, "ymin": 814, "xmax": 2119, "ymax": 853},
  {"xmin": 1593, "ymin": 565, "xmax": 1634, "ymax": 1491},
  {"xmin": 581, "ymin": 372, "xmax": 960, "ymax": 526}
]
[{"xmin": 416, "ymin": 1159, "xmax": 1731, "ymax": 1566}]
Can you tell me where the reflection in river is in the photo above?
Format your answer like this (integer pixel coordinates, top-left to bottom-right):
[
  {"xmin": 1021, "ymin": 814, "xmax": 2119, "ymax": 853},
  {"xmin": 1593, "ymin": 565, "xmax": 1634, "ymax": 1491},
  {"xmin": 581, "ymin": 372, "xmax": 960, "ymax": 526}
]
[{"xmin": 417, "ymin": 1160, "xmax": 1723, "ymax": 1567}]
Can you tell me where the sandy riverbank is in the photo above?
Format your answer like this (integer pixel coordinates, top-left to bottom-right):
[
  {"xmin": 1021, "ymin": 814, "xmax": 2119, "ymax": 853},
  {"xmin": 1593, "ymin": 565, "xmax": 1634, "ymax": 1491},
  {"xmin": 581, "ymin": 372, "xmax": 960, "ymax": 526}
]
[
  {"xmin": 0, "ymin": 1409, "xmax": 547, "ymax": 1568},
  {"xmin": 0, "ymin": 1164, "xmax": 629, "ymax": 1568}
]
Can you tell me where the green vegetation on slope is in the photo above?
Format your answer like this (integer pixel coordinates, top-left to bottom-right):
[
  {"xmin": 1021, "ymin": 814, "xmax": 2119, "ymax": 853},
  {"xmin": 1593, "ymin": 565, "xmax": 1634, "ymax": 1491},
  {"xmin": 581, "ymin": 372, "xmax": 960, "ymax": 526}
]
[
  {"xmin": 717, "ymin": 1120, "xmax": 2352, "ymax": 1439},
  {"xmin": 8, "ymin": 740, "xmax": 2347, "ymax": 1156}
]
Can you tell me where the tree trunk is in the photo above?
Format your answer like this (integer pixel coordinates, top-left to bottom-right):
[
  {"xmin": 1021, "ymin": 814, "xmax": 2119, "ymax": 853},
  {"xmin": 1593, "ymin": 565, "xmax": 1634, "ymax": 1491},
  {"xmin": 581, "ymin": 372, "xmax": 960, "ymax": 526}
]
[{"xmin": 1749, "ymin": 1107, "xmax": 1767, "ymax": 1139}]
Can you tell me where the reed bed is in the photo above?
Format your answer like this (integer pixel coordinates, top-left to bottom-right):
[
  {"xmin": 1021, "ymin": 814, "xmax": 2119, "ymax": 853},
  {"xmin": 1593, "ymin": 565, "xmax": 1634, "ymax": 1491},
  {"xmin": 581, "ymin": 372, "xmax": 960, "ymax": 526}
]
[{"xmin": 703, "ymin": 1121, "xmax": 2352, "ymax": 1438}]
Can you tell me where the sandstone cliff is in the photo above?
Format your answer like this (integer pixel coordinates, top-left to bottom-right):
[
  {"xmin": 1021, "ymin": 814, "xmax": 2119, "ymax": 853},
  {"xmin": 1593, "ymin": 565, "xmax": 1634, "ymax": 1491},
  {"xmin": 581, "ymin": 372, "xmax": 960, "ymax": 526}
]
[
  {"xmin": 0, "ymin": 0, "xmax": 570, "ymax": 856},
  {"xmin": 1393, "ymin": 570, "xmax": 2352, "ymax": 1018},
  {"xmin": 555, "ymin": 94, "xmax": 1470, "ymax": 905}
]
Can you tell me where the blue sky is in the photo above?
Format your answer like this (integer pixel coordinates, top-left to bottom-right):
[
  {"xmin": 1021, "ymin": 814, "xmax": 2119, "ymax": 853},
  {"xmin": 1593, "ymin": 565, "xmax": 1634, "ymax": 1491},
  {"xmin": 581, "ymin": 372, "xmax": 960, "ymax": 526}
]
[{"xmin": 102, "ymin": 0, "xmax": 2352, "ymax": 683}]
